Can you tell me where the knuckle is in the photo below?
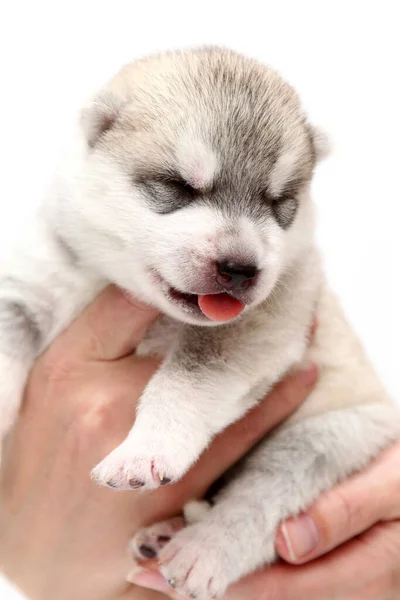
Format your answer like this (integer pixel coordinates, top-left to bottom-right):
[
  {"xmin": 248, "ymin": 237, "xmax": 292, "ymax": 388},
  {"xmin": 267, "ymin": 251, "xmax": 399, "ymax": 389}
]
[
  {"xmin": 54, "ymin": 382, "xmax": 129, "ymax": 464},
  {"xmin": 333, "ymin": 486, "xmax": 355, "ymax": 530},
  {"xmin": 72, "ymin": 384, "xmax": 122, "ymax": 437},
  {"xmin": 323, "ymin": 485, "xmax": 363, "ymax": 541},
  {"xmin": 78, "ymin": 322, "xmax": 108, "ymax": 360}
]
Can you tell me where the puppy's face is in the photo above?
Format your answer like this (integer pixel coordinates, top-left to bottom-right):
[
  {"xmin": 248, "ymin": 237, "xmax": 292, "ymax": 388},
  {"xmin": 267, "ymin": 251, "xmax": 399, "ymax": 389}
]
[{"xmin": 72, "ymin": 48, "xmax": 326, "ymax": 325}]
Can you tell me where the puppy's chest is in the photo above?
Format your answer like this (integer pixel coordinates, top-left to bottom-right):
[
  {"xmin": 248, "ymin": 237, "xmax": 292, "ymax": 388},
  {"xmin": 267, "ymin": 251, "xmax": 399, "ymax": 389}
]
[
  {"xmin": 135, "ymin": 308, "xmax": 306, "ymax": 373},
  {"xmin": 136, "ymin": 316, "xmax": 183, "ymax": 358}
]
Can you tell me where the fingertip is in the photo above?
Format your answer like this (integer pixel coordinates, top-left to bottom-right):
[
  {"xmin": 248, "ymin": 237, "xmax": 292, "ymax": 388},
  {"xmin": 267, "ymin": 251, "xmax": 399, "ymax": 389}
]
[
  {"xmin": 297, "ymin": 363, "xmax": 319, "ymax": 388},
  {"xmin": 276, "ymin": 515, "xmax": 319, "ymax": 564},
  {"xmin": 128, "ymin": 569, "xmax": 173, "ymax": 594},
  {"xmin": 272, "ymin": 363, "xmax": 318, "ymax": 410}
]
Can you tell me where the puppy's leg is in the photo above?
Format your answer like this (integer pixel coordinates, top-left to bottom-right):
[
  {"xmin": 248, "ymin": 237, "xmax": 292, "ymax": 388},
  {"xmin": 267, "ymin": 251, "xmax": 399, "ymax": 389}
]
[
  {"xmin": 91, "ymin": 360, "xmax": 253, "ymax": 489},
  {"xmin": 152, "ymin": 405, "xmax": 400, "ymax": 600},
  {"xmin": 91, "ymin": 315, "xmax": 310, "ymax": 491}
]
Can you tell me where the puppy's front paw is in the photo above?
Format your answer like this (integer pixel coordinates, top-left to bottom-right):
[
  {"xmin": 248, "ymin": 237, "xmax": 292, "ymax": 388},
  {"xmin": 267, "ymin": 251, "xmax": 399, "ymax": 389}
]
[
  {"xmin": 91, "ymin": 381, "xmax": 211, "ymax": 490},
  {"xmin": 130, "ymin": 517, "xmax": 186, "ymax": 561},
  {"xmin": 158, "ymin": 523, "xmax": 236, "ymax": 600},
  {"xmin": 91, "ymin": 436, "xmax": 196, "ymax": 490}
]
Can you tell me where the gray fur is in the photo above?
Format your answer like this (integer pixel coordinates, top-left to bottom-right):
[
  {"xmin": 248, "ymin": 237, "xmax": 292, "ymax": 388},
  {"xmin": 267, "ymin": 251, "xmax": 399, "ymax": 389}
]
[
  {"xmin": 152, "ymin": 405, "xmax": 400, "ymax": 600},
  {"xmin": 0, "ymin": 299, "xmax": 41, "ymax": 353},
  {"xmin": 86, "ymin": 47, "xmax": 316, "ymax": 224},
  {"xmin": 0, "ymin": 277, "xmax": 53, "ymax": 357},
  {"xmin": 53, "ymin": 231, "xmax": 80, "ymax": 266}
]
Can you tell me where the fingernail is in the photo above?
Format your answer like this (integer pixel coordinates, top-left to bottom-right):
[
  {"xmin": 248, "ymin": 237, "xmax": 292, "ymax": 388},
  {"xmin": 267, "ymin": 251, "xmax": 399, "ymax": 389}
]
[
  {"xmin": 126, "ymin": 562, "xmax": 146, "ymax": 582},
  {"xmin": 298, "ymin": 364, "xmax": 318, "ymax": 388},
  {"xmin": 129, "ymin": 569, "xmax": 172, "ymax": 594},
  {"xmin": 279, "ymin": 514, "xmax": 319, "ymax": 561}
]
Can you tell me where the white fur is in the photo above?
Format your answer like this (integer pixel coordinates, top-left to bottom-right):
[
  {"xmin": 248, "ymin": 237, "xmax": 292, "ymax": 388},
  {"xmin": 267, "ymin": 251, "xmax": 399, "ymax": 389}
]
[
  {"xmin": 269, "ymin": 146, "xmax": 304, "ymax": 197},
  {"xmin": 175, "ymin": 136, "xmax": 219, "ymax": 190}
]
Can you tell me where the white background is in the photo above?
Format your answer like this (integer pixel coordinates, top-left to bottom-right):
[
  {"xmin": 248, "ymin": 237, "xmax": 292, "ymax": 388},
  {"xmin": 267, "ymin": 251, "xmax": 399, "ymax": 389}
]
[
  {"xmin": 0, "ymin": 1, "xmax": 399, "ymax": 596},
  {"xmin": 0, "ymin": 1, "xmax": 399, "ymax": 396},
  {"xmin": 0, "ymin": 1, "xmax": 399, "ymax": 394}
]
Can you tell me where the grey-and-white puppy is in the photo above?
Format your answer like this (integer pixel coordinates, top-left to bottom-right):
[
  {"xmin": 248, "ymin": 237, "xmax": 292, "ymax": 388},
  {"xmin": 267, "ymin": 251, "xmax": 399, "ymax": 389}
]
[{"xmin": 0, "ymin": 47, "xmax": 399, "ymax": 599}]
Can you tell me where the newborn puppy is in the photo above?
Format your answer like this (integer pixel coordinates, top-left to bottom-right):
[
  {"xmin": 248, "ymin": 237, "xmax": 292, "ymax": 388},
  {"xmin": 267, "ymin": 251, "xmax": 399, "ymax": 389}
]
[{"xmin": 0, "ymin": 47, "xmax": 398, "ymax": 599}]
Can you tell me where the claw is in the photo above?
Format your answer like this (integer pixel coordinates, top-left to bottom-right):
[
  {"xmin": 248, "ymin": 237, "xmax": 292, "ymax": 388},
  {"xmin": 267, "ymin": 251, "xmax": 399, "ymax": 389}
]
[{"xmin": 158, "ymin": 472, "xmax": 172, "ymax": 485}]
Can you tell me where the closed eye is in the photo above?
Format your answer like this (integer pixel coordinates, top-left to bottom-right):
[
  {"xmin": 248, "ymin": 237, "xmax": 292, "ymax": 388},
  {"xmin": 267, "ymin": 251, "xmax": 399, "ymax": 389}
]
[
  {"xmin": 137, "ymin": 174, "xmax": 200, "ymax": 214},
  {"xmin": 269, "ymin": 183, "xmax": 301, "ymax": 229},
  {"xmin": 163, "ymin": 177, "xmax": 198, "ymax": 198}
]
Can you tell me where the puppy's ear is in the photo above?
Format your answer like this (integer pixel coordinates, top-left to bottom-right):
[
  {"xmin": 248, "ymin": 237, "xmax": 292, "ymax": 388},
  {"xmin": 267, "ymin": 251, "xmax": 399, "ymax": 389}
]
[
  {"xmin": 310, "ymin": 125, "xmax": 332, "ymax": 162},
  {"xmin": 80, "ymin": 91, "xmax": 125, "ymax": 148}
]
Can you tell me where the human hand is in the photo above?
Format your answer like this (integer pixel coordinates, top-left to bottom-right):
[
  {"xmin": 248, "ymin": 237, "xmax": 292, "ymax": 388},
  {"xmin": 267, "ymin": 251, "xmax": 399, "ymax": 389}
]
[
  {"xmin": 0, "ymin": 286, "xmax": 318, "ymax": 600},
  {"xmin": 136, "ymin": 440, "xmax": 400, "ymax": 599},
  {"xmin": 0, "ymin": 286, "xmax": 161, "ymax": 600},
  {"xmin": 270, "ymin": 440, "xmax": 400, "ymax": 600}
]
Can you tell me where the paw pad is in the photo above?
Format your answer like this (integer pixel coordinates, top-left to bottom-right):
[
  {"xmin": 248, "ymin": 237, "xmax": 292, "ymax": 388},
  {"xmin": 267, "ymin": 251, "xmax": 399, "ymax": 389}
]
[{"xmin": 138, "ymin": 544, "xmax": 157, "ymax": 559}]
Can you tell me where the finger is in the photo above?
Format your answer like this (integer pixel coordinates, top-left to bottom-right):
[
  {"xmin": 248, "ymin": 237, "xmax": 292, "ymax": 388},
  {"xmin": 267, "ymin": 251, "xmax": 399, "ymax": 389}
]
[
  {"xmin": 276, "ymin": 441, "xmax": 400, "ymax": 564},
  {"xmin": 50, "ymin": 285, "xmax": 159, "ymax": 362},
  {"xmin": 227, "ymin": 521, "xmax": 400, "ymax": 600},
  {"xmin": 127, "ymin": 559, "xmax": 183, "ymax": 598},
  {"xmin": 127, "ymin": 565, "xmax": 178, "ymax": 597},
  {"xmin": 130, "ymin": 523, "xmax": 400, "ymax": 600}
]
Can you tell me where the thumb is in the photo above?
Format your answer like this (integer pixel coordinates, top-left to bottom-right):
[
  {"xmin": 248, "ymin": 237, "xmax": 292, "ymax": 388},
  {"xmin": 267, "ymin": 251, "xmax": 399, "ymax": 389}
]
[
  {"xmin": 55, "ymin": 285, "xmax": 159, "ymax": 361},
  {"xmin": 276, "ymin": 441, "xmax": 400, "ymax": 564}
]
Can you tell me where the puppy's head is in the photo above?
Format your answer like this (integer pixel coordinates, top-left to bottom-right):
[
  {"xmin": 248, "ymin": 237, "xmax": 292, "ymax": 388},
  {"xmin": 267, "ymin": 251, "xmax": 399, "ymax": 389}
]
[{"xmin": 71, "ymin": 47, "xmax": 328, "ymax": 325}]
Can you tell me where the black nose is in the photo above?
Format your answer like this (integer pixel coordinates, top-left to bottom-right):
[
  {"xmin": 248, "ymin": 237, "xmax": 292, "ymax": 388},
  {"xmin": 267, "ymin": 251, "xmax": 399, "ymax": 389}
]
[{"xmin": 216, "ymin": 261, "xmax": 258, "ymax": 290}]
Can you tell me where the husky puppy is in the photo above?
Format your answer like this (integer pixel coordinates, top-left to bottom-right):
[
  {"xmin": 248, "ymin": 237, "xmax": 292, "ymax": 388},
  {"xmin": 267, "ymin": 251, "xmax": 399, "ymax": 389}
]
[{"xmin": 0, "ymin": 47, "xmax": 398, "ymax": 599}]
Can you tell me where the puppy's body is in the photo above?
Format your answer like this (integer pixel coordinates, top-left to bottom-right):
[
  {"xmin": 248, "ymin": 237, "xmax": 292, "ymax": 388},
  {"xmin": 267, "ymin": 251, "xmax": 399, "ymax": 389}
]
[{"xmin": 0, "ymin": 48, "xmax": 398, "ymax": 599}]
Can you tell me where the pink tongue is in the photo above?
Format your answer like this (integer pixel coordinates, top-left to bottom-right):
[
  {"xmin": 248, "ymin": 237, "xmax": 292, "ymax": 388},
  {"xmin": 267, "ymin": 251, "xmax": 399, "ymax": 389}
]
[{"xmin": 198, "ymin": 294, "xmax": 245, "ymax": 321}]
